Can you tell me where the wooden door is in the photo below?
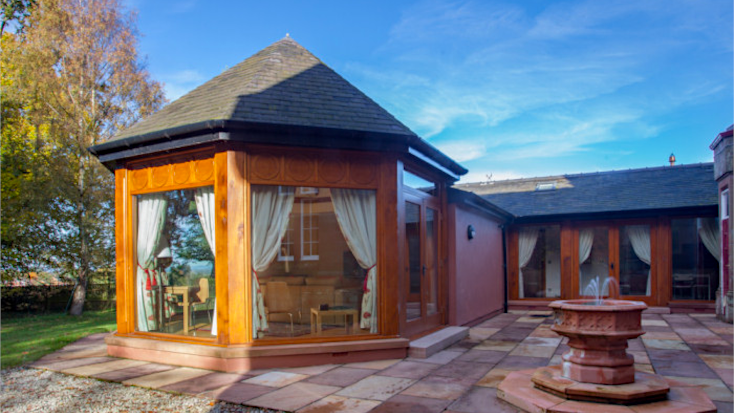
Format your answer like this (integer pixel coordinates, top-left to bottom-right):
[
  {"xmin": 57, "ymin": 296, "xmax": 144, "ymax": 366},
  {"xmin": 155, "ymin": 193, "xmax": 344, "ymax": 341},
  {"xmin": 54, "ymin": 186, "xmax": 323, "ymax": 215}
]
[{"xmin": 404, "ymin": 193, "xmax": 443, "ymax": 337}]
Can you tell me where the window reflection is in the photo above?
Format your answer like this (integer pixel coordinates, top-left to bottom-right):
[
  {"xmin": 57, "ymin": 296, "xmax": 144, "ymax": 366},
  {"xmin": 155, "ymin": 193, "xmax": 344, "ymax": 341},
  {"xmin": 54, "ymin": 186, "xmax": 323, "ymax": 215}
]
[
  {"xmin": 135, "ymin": 187, "xmax": 216, "ymax": 338},
  {"xmin": 672, "ymin": 218, "xmax": 720, "ymax": 301}
]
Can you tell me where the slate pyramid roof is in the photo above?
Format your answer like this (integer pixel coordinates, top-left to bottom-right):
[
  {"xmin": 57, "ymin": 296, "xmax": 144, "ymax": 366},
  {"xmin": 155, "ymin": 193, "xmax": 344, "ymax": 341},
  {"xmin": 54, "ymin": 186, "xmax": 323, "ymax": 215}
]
[
  {"xmin": 113, "ymin": 37, "xmax": 415, "ymax": 140},
  {"xmin": 92, "ymin": 37, "xmax": 465, "ymax": 175}
]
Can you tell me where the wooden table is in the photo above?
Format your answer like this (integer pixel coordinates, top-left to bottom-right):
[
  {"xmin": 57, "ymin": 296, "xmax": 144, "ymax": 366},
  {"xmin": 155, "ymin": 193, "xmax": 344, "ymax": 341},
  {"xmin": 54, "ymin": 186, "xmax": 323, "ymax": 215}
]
[{"xmin": 310, "ymin": 307, "xmax": 359, "ymax": 334}]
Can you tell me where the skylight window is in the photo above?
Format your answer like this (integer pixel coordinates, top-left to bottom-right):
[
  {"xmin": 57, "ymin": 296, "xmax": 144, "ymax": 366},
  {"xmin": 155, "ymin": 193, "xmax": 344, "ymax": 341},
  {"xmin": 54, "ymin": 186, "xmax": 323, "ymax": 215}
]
[{"xmin": 535, "ymin": 182, "xmax": 557, "ymax": 191}]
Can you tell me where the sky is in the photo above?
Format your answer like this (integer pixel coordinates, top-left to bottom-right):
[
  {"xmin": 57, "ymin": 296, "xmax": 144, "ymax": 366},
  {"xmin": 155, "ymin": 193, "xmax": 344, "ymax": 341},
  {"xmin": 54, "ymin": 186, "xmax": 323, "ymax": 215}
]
[{"xmin": 125, "ymin": 0, "xmax": 733, "ymax": 183}]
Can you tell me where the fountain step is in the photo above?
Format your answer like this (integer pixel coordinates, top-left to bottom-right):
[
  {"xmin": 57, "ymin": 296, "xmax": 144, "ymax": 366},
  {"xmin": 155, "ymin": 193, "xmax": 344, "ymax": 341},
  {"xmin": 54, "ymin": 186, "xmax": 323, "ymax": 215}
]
[
  {"xmin": 408, "ymin": 326, "xmax": 468, "ymax": 358},
  {"xmin": 498, "ymin": 368, "xmax": 716, "ymax": 413}
]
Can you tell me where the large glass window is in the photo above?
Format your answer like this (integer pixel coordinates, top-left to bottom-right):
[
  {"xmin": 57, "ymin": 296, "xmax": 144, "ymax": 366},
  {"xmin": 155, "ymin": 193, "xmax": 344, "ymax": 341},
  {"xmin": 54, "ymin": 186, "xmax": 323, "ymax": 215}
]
[
  {"xmin": 672, "ymin": 218, "xmax": 720, "ymax": 300},
  {"xmin": 252, "ymin": 185, "xmax": 377, "ymax": 339},
  {"xmin": 518, "ymin": 225, "xmax": 561, "ymax": 298},
  {"xmin": 135, "ymin": 186, "xmax": 215, "ymax": 338}
]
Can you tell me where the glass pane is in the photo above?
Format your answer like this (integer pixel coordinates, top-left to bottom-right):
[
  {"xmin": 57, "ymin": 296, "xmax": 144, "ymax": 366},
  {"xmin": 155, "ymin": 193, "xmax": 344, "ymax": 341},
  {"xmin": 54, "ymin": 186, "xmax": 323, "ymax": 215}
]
[
  {"xmin": 253, "ymin": 186, "xmax": 375, "ymax": 339},
  {"xmin": 135, "ymin": 187, "xmax": 216, "ymax": 338},
  {"xmin": 518, "ymin": 225, "xmax": 561, "ymax": 298},
  {"xmin": 404, "ymin": 170, "xmax": 436, "ymax": 196},
  {"xmin": 579, "ymin": 227, "xmax": 609, "ymax": 296},
  {"xmin": 426, "ymin": 208, "xmax": 439, "ymax": 315},
  {"xmin": 406, "ymin": 201, "xmax": 422, "ymax": 321},
  {"xmin": 671, "ymin": 218, "xmax": 720, "ymax": 300},
  {"xmin": 619, "ymin": 225, "xmax": 651, "ymax": 296}
]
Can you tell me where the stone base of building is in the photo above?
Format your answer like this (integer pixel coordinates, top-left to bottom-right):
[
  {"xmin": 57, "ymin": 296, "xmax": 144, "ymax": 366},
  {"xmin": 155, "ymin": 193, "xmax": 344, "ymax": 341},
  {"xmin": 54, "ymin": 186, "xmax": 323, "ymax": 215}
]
[{"xmin": 105, "ymin": 334, "xmax": 409, "ymax": 373}]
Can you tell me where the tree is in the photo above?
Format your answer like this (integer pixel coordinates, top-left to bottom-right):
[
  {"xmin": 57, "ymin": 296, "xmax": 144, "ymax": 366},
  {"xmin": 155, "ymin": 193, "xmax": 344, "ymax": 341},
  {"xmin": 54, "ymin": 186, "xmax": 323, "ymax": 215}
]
[{"xmin": 3, "ymin": 0, "xmax": 165, "ymax": 314}]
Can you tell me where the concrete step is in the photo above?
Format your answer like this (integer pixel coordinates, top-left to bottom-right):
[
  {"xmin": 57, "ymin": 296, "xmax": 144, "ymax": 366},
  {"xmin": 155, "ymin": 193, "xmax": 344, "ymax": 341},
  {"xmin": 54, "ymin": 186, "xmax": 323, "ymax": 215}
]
[{"xmin": 409, "ymin": 326, "xmax": 469, "ymax": 359}]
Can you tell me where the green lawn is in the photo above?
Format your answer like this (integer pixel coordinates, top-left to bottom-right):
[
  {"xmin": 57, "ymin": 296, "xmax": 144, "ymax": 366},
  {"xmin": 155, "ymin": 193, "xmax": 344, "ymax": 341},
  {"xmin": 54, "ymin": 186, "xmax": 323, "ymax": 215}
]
[{"xmin": 1, "ymin": 310, "xmax": 117, "ymax": 369}]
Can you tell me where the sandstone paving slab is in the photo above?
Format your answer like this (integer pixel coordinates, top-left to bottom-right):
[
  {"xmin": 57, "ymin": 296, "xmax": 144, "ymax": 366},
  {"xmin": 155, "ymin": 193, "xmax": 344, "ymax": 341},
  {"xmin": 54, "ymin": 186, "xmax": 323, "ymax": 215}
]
[
  {"xmin": 709, "ymin": 326, "xmax": 734, "ymax": 335},
  {"xmin": 643, "ymin": 332, "xmax": 683, "ymax": 341},
  {"xmin": 370, "ymin": 394, "xmax": 452, "ymax": 413},
  {"xmin": 713, "ymin": 368, "xmax": 733, "ymax": 388},
  {"xmin": 714, "ymin": 401, "xmax": 733, "ymax": 412},
  {"xmin": 53, "ymin": 347, "xmax": 109, "ymax": 360},
  {"xmin": 521, "ymin": 336, "xmax": 562, "ymax": 347},
  {"xmin": 629, "ymin": 351, "xmax": 651, "ymax": 364},
  {"xmin": 345, "ymin": 358, "xmax": 401, "ymax": 370},
  {"xmin": 666, "ymin": 385, "xmax": 719, "ymax": 411},
  {"xmin": 527, "ymin": 310, "xmax": 552, "ymax": 316},
  {"xmin": 297, "ymin": 395, "xmax": 380, "ymax": 413},
  {"xmin": 647, "ymin": 349, "xmax": 702, "ymax": 362},
  {"xmin": 377, "ymin": 360, "xmax": 440, "ymax": 379},
  {"xmin": 687, "ymin": 343, "xmax": 733, "ymax": 354},
  {"xmin": 628, "ymin": 339, "xmax": 645, "ymax": 351},
  {"xmin": 283, "ymin": 364, "xmax": 338, "ymax": 375},
  {"xmin": 61, "ymin": 359, "xmax": 147, "ymax": 376},
  {"xmin": 684, "ymin": 336, "xmax": 731, "ymax": 346},
  {"xmin": 432, "ymin": 360, "xmax": 494, "ymax": 381},
  {"xmin": 641, "ymin": 319, "xmax": 669, "ymax": 327},
  {"xmin": 200, "ymin": 382, "xmax": 274, "ymax": 404},
  {"xmin": 160, "ymin": 372, "xmax": 252, "ymax": 394},
  {"xmin": 30, "ymin": 356, "xmax": 114, "ymax": 371},
  {"xmin": 650, "ymin": 360, "xmax": 718, "ymax": 379},
  {"xmin": 643, "ymin": 339, "xmax": 691, "ymax": 351},
  {"xmin": 698, "ymin": 354, "xmax": 733, "ymax": 369},
  {"xmin": 122, "ymin": 367, "xmax": 211, "ymax": 388},
  {"xmin": 468, "ymin": 327, "xmax": 499, "ymax": 341},
  {"xmin": 335, "ymin": 375, "xmax": 415, "ymax": 401},
  {"xmin": 549, "ymin": 355, "xmax": 563, "ymax": 366},
  {"xmin": 457, "ymin": 349, "xmax": 507, "ymax": 364},
  {"xmin": 515, "ymin": 316, "xmax": 545, "ymax": 324},
  {"xmin": 509, "ymin": 344, "xmax": 556, "ymax": 358},
  {"xmin": 472, "ymin": 340, "xmax": 517, "ymax": 352},
  {"xmin": 445, "ymin": 340, "xmax": 477, "ymax": 353},
  {"xmin": 635, "ymin": 364, "xmax": 655, "ymax": 374},
  {"xmin": 662, "ymin": 376, "xmax": 734, "ymax": 402},
  {"xmin": 247, "ymin": 382, "xmax": 340, "ymax": 412},
  {"xmin": 400, "ymin": 375, "xmax": 475, "ymax": 401},
  {"xmin": 448, "ymin": 386, "xmax": 520, "ymax": 413},
  {"xmin": 476, "ymin": 368, "xmax": 512, "ymax": 388},
  {"xmin": 92, "ymin": 362, "xmax": 175, "ymax": 381},
  {"xmin": 305, "ymin": 367, "xmax": 376, "ymax": 387},
  {"xmin": 243, "ymin": 371, "xmax": 309, "ymax": 387},
  {"xmin": 529, "ymin": 325, "xmax": 561, "ymax": 338},
  {"xmin": 495, "ymin": 355, "xmax": 549, "ymax": 371},
  {"xmin": 407, "ymin": 349, "xmax": 463, "ymax": 365}
]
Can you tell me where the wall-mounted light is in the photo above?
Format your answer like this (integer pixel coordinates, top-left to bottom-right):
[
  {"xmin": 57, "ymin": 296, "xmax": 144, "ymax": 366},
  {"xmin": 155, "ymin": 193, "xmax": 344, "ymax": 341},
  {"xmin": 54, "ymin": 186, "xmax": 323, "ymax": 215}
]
[{"xmin": 467, "ymin": 225, "xmax": 476, "ymax": 240}]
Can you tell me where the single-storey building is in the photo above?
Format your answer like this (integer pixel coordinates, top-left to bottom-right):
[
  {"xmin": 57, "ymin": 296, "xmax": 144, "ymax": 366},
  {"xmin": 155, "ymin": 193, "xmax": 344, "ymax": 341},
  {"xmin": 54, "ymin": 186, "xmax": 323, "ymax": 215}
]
[
  {"xmin": 89, "ymin": 37, "xmax": 506, "ymax": 371},
  {"xmin": 89, "ymin": 37, "xmax": 725, "ymax": 371},
  {"xmin": 456, "ymin": 163, "xmax": 721, "ymax": 312}
]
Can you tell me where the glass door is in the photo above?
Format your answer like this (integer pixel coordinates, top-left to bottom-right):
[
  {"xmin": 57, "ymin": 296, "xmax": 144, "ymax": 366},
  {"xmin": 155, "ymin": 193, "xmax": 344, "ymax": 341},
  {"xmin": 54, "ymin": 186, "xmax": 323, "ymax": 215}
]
[
  {"xmin": 576, "ymin": 224, "xmax": 654, "ymax": 304},
  {"xmin": 404, "ymin": 193, "xmax": 442, "ymax": 336}
]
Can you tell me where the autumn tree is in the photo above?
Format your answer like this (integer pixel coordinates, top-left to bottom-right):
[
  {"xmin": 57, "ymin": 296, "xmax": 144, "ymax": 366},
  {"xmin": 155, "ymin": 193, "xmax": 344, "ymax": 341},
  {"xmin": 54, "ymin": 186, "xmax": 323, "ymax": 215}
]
[{"xmin": 2, "ymin": 0, "xmax": 165, "ymax": 314}]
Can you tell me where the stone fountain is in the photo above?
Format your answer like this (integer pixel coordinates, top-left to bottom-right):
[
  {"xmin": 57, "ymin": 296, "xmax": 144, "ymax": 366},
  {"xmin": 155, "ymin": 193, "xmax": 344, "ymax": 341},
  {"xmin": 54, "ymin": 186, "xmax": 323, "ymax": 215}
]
[{"xmin": 497, "ymin": 298, "xmax": 717, "ymax": 412}]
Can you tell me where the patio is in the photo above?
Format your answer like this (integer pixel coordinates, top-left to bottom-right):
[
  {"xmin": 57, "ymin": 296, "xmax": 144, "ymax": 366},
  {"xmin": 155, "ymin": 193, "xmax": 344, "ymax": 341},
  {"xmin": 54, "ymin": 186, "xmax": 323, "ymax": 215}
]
[{"xmin": 29, "ymin": 310, "xmax": 733, "ymax": 412}]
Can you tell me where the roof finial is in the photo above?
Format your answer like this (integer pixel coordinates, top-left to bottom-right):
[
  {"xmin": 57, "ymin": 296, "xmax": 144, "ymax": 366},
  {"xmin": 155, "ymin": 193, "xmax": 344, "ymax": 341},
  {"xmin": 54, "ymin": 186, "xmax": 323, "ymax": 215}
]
[
  {"xmin": 669, "ymin": 153, "xmax": 676, "ymax": 166},
  {"xmin": 285, "ymin": 33, "xmax": 290, "ymax": 38}
]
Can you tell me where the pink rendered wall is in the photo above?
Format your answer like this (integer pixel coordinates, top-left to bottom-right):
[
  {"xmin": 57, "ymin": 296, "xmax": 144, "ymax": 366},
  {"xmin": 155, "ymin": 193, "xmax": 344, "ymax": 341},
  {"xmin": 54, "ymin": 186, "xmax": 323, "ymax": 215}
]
[{"xmin": 447, "ymin": 203, "xmax": 505, "ymax": 326}]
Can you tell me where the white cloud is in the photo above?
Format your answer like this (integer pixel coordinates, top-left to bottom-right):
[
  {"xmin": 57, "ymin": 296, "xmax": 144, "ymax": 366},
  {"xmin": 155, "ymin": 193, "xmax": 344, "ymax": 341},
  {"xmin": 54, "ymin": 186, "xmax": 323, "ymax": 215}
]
[
  {"xmin": 161, "ymin": 70, "xmax": 206, "ymax": 101},
  {"xmin": 435, "ymin": 140, "xmax": 486, "ymax": 162}
]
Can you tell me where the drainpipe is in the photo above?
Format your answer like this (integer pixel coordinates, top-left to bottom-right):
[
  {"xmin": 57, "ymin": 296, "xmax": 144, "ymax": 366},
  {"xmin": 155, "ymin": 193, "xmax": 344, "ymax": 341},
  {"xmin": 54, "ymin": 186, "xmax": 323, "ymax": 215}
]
[{"xmin": 501, "ymin": 224, "xmax": 508, "ymax": 313}]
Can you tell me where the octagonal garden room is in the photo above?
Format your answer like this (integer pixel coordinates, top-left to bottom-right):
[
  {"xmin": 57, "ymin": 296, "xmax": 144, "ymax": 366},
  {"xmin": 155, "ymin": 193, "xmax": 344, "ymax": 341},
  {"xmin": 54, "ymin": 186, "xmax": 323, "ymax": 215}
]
[{"xmin": 89, "ymin": 37, "xmax": 472, "ymax": 372}]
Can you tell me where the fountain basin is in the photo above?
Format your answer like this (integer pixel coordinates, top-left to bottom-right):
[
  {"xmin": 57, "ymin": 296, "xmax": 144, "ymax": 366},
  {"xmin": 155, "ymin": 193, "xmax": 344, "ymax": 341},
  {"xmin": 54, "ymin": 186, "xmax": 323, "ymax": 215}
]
[{"xmin": 549, "ymin": 299, "xmax": 647, "ymax": 385}]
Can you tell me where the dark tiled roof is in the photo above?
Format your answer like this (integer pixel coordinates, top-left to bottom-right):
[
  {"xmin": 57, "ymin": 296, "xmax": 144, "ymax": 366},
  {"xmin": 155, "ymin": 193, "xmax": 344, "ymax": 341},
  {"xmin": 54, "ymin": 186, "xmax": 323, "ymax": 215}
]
[
  {"xmin": 455, "ymin": 163, "xmax": 717, "ymax": 218},
  {"xmin": 112, "ymin": 37, "xmax": 415, "ymax": 140}
]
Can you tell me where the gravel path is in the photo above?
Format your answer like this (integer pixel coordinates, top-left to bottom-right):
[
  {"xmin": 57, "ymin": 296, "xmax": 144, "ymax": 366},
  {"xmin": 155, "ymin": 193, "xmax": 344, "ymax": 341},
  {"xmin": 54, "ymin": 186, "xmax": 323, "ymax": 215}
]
[{"xmin": 1, "ymin": 367, "xmax": 281, "ymax": 413}]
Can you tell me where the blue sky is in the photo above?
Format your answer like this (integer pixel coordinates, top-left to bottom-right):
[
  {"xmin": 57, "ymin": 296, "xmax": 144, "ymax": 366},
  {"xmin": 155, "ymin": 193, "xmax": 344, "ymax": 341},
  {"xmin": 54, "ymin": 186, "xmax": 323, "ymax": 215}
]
[{"xmin": 126, "ymin": 0, "xmax": 732, "ymax": 182}]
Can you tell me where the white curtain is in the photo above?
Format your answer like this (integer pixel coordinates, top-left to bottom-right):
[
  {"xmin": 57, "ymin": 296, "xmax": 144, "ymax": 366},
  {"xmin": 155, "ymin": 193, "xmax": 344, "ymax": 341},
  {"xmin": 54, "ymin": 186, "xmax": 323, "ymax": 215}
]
[
  {"xmin": 518, "ymin": 228, "xmax": 539, "ymax": 298},
  {"xmin": 626, "ymin": 225, "xmax": 652, "ymax": 296},
  {"xmin": 578, "ymin": 229, "xmax": 594, "ymax": 294},
  {"xmin": 699, "ymin": 218, "xmax": 720, "ymax": 261},
  {"xmin": 251, "ymin": 186, "xmax": 295, "ymax": 338},
  {"xmin": 136, "ymin": 194, "xmax": 168, "ymax": 332},
  {"xmin": 331, "ymin": 189, "xmax": 377, "ymax": 332},
  {"xmin": 195, "ymin": 187, "xmax": 216, "ymax": 335}
]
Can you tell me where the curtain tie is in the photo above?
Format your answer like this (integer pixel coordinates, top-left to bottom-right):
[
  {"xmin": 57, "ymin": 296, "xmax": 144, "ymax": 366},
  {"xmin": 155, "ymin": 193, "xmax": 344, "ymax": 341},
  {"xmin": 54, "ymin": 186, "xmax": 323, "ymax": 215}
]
[
  {"xmin": 252, "ymin": 269, "xmax": 262, "ymax": 294},
  {"xmin": 139, "ymin": 263, "xmax": 153, "ymax": 291},
  {"xmin": 363, "ymin": 264, "xmax": 376, "ymax": 292}
]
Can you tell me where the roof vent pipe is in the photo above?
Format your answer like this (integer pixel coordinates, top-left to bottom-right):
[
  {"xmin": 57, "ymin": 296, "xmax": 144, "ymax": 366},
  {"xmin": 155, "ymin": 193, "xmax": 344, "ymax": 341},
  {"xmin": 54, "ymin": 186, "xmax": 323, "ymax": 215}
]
[{"xmin": 669, "ymin": 153, "xmax": 676, "ymax": 166}]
